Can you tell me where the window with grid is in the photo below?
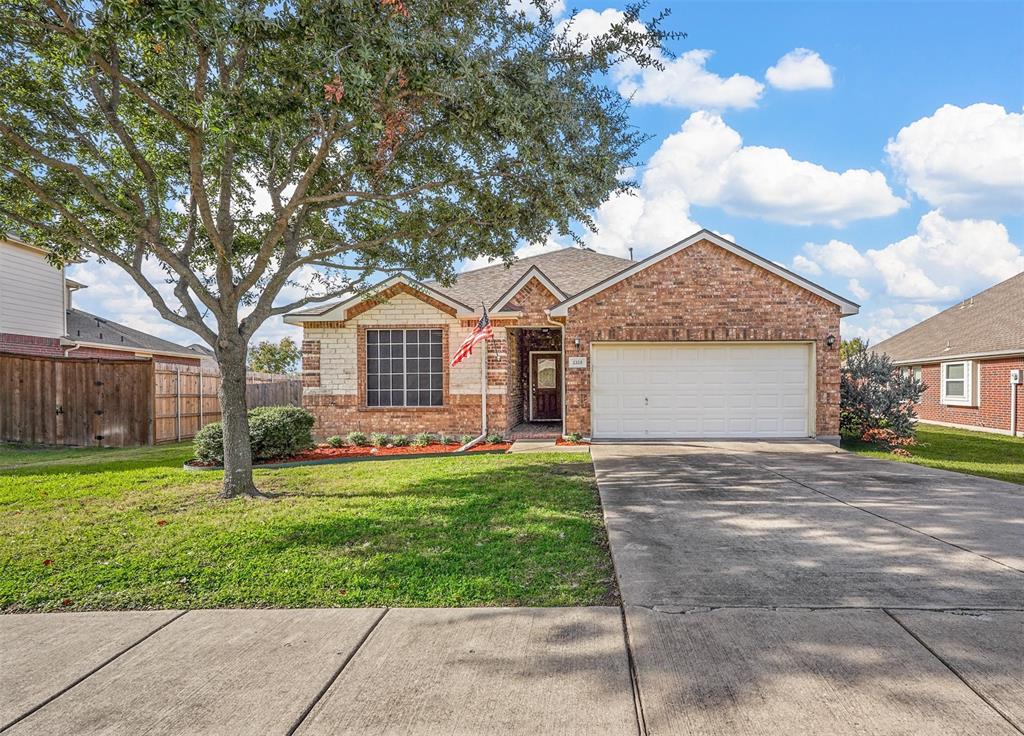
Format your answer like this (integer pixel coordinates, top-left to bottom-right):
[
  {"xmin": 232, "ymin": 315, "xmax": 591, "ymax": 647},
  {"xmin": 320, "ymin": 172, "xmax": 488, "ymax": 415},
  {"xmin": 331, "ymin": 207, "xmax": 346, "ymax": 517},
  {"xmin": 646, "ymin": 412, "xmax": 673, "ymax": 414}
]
[{"xmin": 366, "ymin": 329, "xmax": 443, "ymax": 407}]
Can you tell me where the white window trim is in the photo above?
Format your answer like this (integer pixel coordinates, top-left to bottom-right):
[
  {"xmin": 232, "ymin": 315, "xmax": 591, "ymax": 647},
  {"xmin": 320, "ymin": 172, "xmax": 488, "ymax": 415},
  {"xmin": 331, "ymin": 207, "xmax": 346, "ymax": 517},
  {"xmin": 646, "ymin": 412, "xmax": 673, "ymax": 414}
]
[{"xmin": 940, "ymin": 360, "xmax": 975, "ymax": 406}]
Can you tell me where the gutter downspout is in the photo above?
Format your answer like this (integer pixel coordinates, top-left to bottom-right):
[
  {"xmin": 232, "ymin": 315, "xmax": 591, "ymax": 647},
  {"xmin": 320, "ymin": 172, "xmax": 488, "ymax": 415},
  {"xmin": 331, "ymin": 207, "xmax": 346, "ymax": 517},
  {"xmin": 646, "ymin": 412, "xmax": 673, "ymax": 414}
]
[
  {"xmin": 1012, "ymin": 377, "xmax": 1020, "ymax": 438},
  {"xmin": 456, "ymin": 340, "xmax": 488, "ymax": 452}
]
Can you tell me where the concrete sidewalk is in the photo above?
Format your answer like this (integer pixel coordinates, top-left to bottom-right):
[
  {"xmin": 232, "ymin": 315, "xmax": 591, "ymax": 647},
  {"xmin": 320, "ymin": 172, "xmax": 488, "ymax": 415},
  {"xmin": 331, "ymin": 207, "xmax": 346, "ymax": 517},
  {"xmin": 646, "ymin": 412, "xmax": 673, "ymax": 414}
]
[{"xmin": 3, "ymin": 604, "xmax": 1022, "ymax": 734}]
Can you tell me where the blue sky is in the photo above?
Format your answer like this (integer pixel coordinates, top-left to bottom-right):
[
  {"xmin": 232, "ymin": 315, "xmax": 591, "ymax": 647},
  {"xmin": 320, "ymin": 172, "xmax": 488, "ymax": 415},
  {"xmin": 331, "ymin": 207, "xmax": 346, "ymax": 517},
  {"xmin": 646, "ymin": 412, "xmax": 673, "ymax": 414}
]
[{"xmin": 69, "ymin": 0, "xmax": 1024, "ymax": 347}]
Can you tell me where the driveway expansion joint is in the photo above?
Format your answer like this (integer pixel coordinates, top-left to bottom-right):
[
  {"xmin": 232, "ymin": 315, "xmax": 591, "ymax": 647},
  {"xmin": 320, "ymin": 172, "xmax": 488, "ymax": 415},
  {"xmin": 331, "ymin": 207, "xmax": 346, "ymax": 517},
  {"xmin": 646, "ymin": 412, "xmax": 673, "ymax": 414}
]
[{"xmin": 884, "ymin": 608, "xmax": 1024, "ymax": 735}]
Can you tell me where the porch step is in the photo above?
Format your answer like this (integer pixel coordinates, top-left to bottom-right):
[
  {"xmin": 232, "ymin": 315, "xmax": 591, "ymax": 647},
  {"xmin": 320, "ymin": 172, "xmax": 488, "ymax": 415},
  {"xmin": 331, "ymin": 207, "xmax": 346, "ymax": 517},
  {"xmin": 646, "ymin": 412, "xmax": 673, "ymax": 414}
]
[{"xmin": 508, "ymin": 440, "xmax": 591, "ymax": 454}]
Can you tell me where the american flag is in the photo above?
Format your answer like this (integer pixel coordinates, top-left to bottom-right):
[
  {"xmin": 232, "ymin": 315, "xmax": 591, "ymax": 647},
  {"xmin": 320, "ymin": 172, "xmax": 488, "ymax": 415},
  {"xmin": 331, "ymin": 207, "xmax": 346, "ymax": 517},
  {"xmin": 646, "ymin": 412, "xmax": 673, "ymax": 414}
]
[{"xmin": 450, "ymin": 306, "xmax": 493, "ymax": 367}]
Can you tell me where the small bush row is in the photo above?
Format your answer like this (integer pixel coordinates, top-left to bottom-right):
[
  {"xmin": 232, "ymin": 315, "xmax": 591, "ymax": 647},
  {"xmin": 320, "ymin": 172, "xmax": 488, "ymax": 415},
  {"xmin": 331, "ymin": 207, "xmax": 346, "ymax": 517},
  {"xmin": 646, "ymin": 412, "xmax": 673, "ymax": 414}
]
[{"xmin": 320, "ymin": 431, "xmax": 505, "ymax": 449}]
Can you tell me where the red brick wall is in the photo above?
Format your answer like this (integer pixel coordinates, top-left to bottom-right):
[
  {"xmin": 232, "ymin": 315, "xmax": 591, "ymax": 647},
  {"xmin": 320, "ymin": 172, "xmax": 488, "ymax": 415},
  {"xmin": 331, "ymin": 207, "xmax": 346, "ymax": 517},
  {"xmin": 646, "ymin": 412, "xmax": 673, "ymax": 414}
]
[
  {"xmin": 0, "ymin": 333, "xmax": 199, "ymax": 365},
  {"xmin": 507, "ymin": 277, "xmax": 560, "ymax": 325},
  {"xmin": 303, "ymin": 393, "xmax": 501, "ymax": 438},
  {"xmin": 561, "ymin": 239, "xmax": 843, "ymax": 437},
  {"xmin": 0, "ymin": 333, "xmax": 64, "ymax": 357},
  {"xmin": 914, "ymin": 356, "xmax": 1024, "ymax": 434}
]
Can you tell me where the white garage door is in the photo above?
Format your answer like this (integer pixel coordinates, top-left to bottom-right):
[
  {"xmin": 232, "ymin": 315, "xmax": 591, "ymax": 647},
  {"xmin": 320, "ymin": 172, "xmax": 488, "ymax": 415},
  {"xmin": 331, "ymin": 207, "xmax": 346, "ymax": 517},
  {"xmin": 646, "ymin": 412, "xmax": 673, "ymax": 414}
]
[{"xmin": 591, "ymin": 343, "xmax": 811, "ymax": 439}]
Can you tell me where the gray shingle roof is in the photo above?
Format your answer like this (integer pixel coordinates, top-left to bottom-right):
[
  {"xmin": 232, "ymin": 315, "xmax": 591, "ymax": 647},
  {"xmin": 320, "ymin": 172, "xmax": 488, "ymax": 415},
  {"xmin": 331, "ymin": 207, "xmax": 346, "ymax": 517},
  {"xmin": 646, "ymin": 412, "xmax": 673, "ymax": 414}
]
[
  {"xmin": 871, "ymin": 271, "xmax": 1024, "ymax": 362},
  {"xmin": 66, "ymin": 309, "xmax": 196, "ymax": 357},
  {"xmin": 428, "ymin": 247, "xmax": 632, "ymax": 309},
  {"xmin": 288, "ymin": 247, "xmax": 634, "ymax": 318}
]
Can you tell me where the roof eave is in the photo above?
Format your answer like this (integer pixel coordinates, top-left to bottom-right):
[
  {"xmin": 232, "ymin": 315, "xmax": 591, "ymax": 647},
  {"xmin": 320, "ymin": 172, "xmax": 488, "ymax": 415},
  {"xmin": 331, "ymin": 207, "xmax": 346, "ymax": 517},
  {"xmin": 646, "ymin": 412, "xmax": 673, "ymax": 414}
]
[
  {"xmin": 549, "ymin": 229, "xmax": 860, "ymax": 317},
  {"xmin": 489, "ymin": 265, "xmax": 568, "ymax": 312},
  {"xmin": 883, "ymin": 348, "xmax": 1024, "ymax": 365},
  {"xmin": 282, "ymin": 274, "xmax": 474, "ymax": 325}
]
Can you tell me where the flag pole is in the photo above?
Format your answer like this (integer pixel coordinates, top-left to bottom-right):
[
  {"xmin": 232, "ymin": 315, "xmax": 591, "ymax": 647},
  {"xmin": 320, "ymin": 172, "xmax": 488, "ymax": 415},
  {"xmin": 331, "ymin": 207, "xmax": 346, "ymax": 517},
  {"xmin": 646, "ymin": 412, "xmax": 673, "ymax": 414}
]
[{"xmin": 480, "ymin": 301, "xmax": 487, "ymax": 438}]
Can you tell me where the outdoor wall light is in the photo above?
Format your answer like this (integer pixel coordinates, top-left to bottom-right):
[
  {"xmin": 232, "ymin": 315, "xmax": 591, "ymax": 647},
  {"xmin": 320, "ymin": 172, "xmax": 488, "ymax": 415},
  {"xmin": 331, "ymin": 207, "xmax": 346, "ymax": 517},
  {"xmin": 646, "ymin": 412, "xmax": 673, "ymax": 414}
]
[
  {"xmin": 574, "ymin": 337, "xmax": 581, "ymax": 349},
  {"xmin": 826, "ymin": 334, "xmax": 836, "ymax": 348}
]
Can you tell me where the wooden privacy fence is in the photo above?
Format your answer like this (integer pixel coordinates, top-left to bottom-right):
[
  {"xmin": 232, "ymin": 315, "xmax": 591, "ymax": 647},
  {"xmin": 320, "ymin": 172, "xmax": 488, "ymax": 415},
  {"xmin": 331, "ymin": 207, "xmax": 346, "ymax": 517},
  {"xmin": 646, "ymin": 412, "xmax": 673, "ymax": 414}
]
[
  {"xmin": 1, "ymin": 354, "xmax": 153, "ymax": 447},
  {"xmin": 154, "ymin": 365, "xmax": 302, "ymax": 443},
  {"xmin": 1, "ymin": 353, "xmax": 302, "ymax": 447}
]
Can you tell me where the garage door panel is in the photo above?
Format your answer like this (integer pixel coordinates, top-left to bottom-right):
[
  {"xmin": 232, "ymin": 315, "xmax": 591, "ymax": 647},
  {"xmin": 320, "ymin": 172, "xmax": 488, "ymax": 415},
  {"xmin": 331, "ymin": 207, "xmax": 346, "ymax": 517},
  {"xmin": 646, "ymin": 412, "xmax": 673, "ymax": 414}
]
[{"xmin": 592, "ymin": 343, "xmax": 811, "ymax": 439}]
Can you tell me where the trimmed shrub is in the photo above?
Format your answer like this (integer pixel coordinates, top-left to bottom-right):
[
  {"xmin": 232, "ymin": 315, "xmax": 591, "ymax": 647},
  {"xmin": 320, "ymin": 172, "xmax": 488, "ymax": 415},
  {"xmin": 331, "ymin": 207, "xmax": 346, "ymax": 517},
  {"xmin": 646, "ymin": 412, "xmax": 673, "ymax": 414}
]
[
  {"xmin": 485, "ymin": 432, "xmax": 504, "ymax": 444},
  {"xmin": 841, "ymin": 347, "xmax": 924, "ymax": 442},
  {"xmin": 370, "ymin": 432, "xmax": 390, "ymax": 447},
  {"xmin": 412, "ymin": 432, "xmax": 433, "ymax": 447},
  {"xmin": 347, "ymin": 431, "xmax": 369, "ymax": 447},
  {"xmin": 193, "ymin": 421, "xmax": 225, "ymax": 463},
  {"xmin": 565, "ymin": 432, "xmax": 583, "ymax": 443},
  {"xmin": 191, "ymin": 406, "xmax": 314, "ymax": 463},
  {"xmin": 459, "ymin": 434, "xmax": 475, "ymax": 446},
  {"xmin": 248, "ymin": 406, "xmax": 315, "ymax": 461},
  {"xmin": 325, "ymin": 435, "xmax": 345, "ymax": 448},
  {"xmin": 390, "ymin": 434, "xmax": 410, "ymax": 447},
  {"xmin": 435, "ymin": 433, "xmax": 451, "ymax": 445}
]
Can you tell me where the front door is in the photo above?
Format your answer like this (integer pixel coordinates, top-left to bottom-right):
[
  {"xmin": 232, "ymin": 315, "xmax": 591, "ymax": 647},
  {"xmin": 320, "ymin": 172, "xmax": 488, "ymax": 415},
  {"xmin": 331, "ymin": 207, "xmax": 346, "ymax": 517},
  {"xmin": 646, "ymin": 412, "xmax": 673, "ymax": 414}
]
[{"xmin": 530, "ymin": 353, "xmax": 561, "ymax": 421}]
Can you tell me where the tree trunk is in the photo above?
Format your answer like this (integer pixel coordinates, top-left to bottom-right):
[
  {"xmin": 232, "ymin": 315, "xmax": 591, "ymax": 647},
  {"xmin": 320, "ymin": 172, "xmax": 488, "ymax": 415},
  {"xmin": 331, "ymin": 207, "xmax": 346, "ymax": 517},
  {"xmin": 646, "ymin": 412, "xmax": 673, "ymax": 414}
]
[{"xmin": 217, "ymin": 343, "xmax": 262, "ymax": 499}]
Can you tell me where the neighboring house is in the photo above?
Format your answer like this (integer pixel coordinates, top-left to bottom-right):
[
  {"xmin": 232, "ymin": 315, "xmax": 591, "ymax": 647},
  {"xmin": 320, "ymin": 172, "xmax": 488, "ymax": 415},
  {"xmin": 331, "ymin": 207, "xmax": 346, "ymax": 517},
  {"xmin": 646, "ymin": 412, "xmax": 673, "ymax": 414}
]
[
  {"xmin": 0, "ymin": 236, "xmax": 200, "ymax": 366},
  {"xmin": 285, "ymin": 230, "xmax": 859, "ymax": 442},
  {"xmin": 186, "ymin": 343, "xmax": 220, "ymax": 372},
  {"xmin": 871, "ymin": 271, "xmax": 1024, "ymax": 437}
]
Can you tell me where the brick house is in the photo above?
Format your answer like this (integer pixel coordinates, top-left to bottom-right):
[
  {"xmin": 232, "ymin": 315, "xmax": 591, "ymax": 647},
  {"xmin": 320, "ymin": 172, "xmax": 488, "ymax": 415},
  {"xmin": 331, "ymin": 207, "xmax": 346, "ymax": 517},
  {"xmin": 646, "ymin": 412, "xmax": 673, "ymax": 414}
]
[
  {"xmin": 871, "ymin": 271, "xmax": 1024, "ymax": 438},
  {"xmin": 285, "ymin": 230, "xmax": 859, "ymax": 442},
  {"xmin": 0, "ymin": 235, "xmax": 201, "ymax": 365}
]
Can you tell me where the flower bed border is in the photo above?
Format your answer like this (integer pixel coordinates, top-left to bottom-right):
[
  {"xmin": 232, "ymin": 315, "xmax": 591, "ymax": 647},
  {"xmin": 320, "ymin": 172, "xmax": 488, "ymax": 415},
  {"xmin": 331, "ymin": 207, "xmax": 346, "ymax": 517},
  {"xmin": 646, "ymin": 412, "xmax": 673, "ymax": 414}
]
[{"xmin": 182, "ymin": 447, "xmax": 510, "ymax": 471}]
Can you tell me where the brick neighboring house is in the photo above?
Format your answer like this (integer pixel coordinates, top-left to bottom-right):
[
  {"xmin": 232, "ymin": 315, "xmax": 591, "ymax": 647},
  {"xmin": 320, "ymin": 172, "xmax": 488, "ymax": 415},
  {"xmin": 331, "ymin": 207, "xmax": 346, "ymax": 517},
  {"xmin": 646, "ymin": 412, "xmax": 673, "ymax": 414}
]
[
  {"xmin": 285, "ymin": 230, "xmax": 859, "ymax": 443},
  {"xmin": 0, "ymin": 235, "xmax": 201, "ymax": 366},
  {"xmin": 871, "ymin": 271, "xmax": 1024, "ymax": 438}
]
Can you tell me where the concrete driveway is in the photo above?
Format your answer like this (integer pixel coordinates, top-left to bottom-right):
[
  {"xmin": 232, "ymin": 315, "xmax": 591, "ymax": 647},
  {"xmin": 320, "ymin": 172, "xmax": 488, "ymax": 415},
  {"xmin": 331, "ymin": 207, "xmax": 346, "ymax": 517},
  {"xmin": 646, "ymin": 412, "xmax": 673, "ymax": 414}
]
[{"xmin": 592, "ymin": 441, "xmax": 1024, "ymax": 735}]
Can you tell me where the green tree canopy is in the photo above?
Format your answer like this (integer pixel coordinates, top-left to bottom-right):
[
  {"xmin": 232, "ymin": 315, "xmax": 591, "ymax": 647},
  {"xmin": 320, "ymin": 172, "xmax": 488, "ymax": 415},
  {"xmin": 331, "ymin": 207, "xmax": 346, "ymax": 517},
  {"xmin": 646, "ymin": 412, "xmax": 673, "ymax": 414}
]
[
  {"xmin": 0, "ymin": 0, "xmax": 672, "ymax": 496},
  {"xmin": 248, "ymin": 337, "xmax": 301, "ymax": 374}
]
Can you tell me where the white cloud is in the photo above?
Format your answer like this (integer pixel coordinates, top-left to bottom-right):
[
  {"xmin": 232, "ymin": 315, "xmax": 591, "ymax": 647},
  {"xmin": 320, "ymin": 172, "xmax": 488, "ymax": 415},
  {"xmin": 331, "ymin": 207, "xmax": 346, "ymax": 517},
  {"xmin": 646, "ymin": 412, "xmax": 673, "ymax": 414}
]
[
  {"xmin": 794, "ymin": 210, "xmax": 1024, "ymax": 303},
  {"xmin": 617, "ymin": 49, "xmax": 765, "ymax": 110},
  {"xmin": 765, "ymin": 48, "xmax": 834, "ymax": 91},
  {"xmin": 507, "ymin": 0, "xmax": 565, "ymax": 22},
  {"xmin": 843, "ymin": 303, "xmax": 941, "ymax": 344},
  {"xmin": 798, "ymin": 239, "xmax": 873, "ymax": 277},
  {"xmin": 847, "ymin": 278, "xmax": 870, "ymax": 302},
  {"xmin": 866, "ymin": 210, "xmax": 1024, "ymax": 300},
  {"xmin": 791, "ymin": 254, "xmax": 822, "ymax": 276},
  {"xmin": 67, "ymin": 257, "xmax": 304, "ymax": 350},
  {"xmin": 594, "ymin": 111, "xmax": 903, "ymax": 249},
  {"xmin": 886, "ymin": 103, "xmax": 1024, "ymax": 215},
  {"xmin": 554, "ymin": 8, "xmax": 637, "ymax": 53},
  {"xmin": 556, "ymin": 11, "xmax": 762, "ymax": 110}
]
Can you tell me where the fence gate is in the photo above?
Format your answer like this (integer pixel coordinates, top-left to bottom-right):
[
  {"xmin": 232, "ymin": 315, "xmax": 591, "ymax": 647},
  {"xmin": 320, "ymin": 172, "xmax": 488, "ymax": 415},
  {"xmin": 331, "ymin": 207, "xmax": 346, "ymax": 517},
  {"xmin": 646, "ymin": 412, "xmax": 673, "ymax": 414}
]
[{"xmin": 0, "ymin": 354, "xmax": 153, "ymax": 447}]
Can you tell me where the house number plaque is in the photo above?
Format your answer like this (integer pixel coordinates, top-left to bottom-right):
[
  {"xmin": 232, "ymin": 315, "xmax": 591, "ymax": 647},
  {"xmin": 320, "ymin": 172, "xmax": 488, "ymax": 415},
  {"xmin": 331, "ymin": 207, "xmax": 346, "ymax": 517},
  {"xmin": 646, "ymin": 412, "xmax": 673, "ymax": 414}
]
[{"xmin": 568, "ymin": 357, "xmax": 587, "ymax": 369}]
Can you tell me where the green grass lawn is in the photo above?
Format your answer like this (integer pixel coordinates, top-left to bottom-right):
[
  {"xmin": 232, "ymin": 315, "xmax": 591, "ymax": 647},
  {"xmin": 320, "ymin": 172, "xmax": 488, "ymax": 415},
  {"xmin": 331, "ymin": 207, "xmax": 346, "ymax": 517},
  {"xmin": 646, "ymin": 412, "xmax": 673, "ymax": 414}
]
[
  {"xmin": 0, "ymin": 443, "xmax": 615, "ymax": 612},
  {"xmin": 842, "ymin": 423, "xmax": 1024, "ymax": 485}
]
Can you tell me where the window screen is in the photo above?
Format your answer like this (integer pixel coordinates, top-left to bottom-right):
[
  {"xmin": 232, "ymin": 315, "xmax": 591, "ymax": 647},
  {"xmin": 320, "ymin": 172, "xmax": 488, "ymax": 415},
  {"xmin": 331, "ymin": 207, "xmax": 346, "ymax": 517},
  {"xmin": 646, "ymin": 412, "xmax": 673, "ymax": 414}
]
[{"xmin": 366, "ymin": 329, "xmax": 443, "ymax": 407}]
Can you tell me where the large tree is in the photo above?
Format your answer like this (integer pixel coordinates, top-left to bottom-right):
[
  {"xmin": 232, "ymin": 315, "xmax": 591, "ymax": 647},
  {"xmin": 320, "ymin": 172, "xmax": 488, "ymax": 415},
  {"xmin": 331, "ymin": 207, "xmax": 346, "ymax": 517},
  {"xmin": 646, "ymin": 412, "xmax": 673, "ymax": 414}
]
[{"xmin": 0, "ymin": 0, "xmax": 670, "ymax": 497}]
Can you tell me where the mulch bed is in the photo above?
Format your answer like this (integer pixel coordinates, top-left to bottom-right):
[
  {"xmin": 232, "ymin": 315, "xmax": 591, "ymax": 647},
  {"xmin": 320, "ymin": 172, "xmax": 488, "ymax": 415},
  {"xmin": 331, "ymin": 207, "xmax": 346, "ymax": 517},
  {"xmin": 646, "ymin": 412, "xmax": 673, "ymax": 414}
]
[
  {"xmin": 555, "ymin": 437, "xmax": 590, "ymax": 446},
  {"xmin": 184, "ymin": 441, "xmax": 512, "ymax": 469},
  {"xmin": 284, "ymin": 442, "xmax": 511, "ymax": 462}
]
